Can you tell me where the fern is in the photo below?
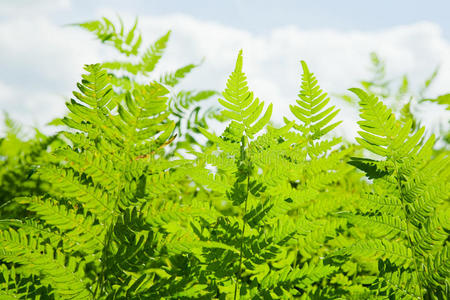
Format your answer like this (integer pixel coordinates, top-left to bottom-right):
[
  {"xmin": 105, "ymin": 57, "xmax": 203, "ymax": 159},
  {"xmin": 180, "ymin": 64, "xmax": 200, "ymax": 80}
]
[
  {"xmin": 76, "ymin": 16, "xmax": 142, "ymax": 56},
  {"xmin": 186, "ymin": 51, "xmax": 363, "ymax": 298},
  {"xmin": 342, "ymin": 88, "xmax": 449, "ymax": 299},
  {"xmin": 0, "ymin": 228, "xmax": 91, "ymax": 299},
  {"xmin": 1, "ymin": 18, "xmax": 449, "ymax": 299},
  {"xmin": 76, "ymin": 16, "xmax": 221, "ymax": 154},
  {"xmin": 285, "ymin": 60, "xmax": 342, "ymax": 142}
]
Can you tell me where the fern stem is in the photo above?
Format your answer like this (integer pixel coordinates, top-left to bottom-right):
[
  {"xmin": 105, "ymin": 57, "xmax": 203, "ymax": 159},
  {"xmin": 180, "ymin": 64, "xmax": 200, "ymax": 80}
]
[
  {"xmin": 234, "ymin": 138, "xmax": 251, "ymax": 300},
  {"xmin": 94, "ymin": 216, "xmax": 116, "ymax": 298},
  {"xmin": 393, "ymin": 162, "xmax": 424, "ymax": 299}
]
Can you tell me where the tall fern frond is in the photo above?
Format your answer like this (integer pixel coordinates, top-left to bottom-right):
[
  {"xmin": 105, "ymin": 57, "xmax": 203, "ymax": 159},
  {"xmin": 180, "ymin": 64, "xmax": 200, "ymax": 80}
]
[
  {"xmin": 218, "ymin": 50, "xmax": 272, "ymax": 139},
  {"xmin": 287, "ymin": 61, "xmax": 342, "ymax": 142}
]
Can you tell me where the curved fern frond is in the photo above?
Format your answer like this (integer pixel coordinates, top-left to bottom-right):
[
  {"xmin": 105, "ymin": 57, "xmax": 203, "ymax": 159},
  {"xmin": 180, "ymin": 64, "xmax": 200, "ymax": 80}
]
[
  {"xmin": 168, "ymin": 90, "xmax": 222, "ymax": 152},
  {"xmin": 350, "ymin": 87, "xmax": 431, "ymax": 160},
  {"xmin": 63, "ymin": 64, "xmax": 116, "ymax": 137},
  {"xmin": 37, "ymin": 165, "xmax": 115, "ymax": 222},
  {"xmin": 76, "ymin": 16, "xmax": 142, "ymax": 56},
  {"xmin": 140, "ymin": 31, "xmax": 171, "ymax": 74},
  {"xmin": 116, "ymin": 82, "xmax": 175, "ymax": 156},
  {"xmin": 372, "ymin": 260, "xmax": 421, "ymax": 299},
  {"xmin": 160, "ymin": 63, "xmax": 198, "ymax": 87},
  {"xmin": 422, "ymin": 246, "xmax": 450, "ymax": 295}
]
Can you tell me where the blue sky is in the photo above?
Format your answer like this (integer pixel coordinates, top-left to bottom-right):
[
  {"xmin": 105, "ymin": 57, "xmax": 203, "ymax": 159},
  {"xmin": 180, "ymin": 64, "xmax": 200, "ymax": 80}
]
[
  {"xmin": 0, "ymin": 0, "xmax": 449, "ymax": 138},
  {"xmin": 21, "ymin": 0, "xmax": 450, "ymax": 38}
]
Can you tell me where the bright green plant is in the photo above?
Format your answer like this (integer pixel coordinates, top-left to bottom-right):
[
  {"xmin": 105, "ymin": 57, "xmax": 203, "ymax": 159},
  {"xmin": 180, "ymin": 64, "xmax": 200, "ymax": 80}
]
[
  {"xmin": 0, "ymin": 16, "xmax": 448, "ymax": 300},
  {"xmin": 340, "ymin": 88, "xmax": 449, "ymax": 299},
  {"xmin": 72, "ymin": 16, "xmax": 222, "ymax": 153},
  {"xmin": 0, "ymin": 113, "xmax": 62, "ymax": 219}
]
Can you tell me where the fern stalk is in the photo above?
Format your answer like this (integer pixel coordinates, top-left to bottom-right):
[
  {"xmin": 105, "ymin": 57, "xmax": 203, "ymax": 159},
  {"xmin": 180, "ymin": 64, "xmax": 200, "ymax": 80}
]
[
  {"xmin": 234, "ymin": 137, "xmax": 251, "ymax": 300},
  {"xmin": 393, "ymin": 162, "xmax": 424, "ymax": 299}
]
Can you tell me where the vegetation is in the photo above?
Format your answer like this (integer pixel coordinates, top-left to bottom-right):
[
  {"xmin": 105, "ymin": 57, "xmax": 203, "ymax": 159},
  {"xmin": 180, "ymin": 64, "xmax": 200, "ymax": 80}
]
[{"xmin": 0, "ymin": 16, "xmax": 448, "ymax": 299}]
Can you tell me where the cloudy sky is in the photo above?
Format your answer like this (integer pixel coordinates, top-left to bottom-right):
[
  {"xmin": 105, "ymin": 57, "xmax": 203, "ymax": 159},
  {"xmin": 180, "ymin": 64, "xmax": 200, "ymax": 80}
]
[{"xmin": 1, "ymin": 0, "xmax": 449, "ymax": 139}]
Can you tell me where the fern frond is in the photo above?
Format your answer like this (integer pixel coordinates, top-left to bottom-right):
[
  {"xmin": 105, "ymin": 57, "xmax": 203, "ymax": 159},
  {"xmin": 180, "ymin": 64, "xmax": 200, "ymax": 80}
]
[
  {"xmin": 17, "ymin": 197, "xmax": 105, "ymax": 254},
  {"xmin": 0, "ymin": 229, "xmax": 92, "ymax": 299},
  {"xmin": 37, "ymin": 165, "xmax": 115, "ymax": 221},
  {"xmin": 338, "ymin": 240, "xmax": 414, "ymax": 267},
  {"xmin": 411, "ymin": 215, "xmax": 449, "ymax": 257},
  {"xmin": 160, "ymin": 63, "xmax": 197, "ymax": 87},
  {"xmin": 217, "ymin": 50, "xmax": 273, "ymax": 139},
  {"xmin": 422, "ymin": 246, "xmax": 450, "ymax": 294},
  {"xmin": 0, "ymin": 264, "xmax": 50, "ymax": 299},
  {"xmin": 55, "ymin": 148, "xmax": 123, "ymax": 191},
  {"xmin": 116, "ymin": 82, "xmax": 176, "ymax": 156},
  {"xmin": 63, "ymin": 64, "xmax": 116, "ymax": 138},
  {"xmin": 338, "ymin": 212, "xmax": 407, "ymax": 239},
  {"xmin": 288, "ymin": 61, "xmax": 342, "ymax": 141},
  {"xmin": 372, "ymin": 260, "xmax": 421, "ymax": 299},
  {"xmin": 260, "ymin": 261, "xmax": 337, "ymax": 292},
  {"xmin": 76, "ymin": 16, "xmax": 142, "ymax": 56},
  {"xmin": 350, "ymin": 87, "xmax": 431, "ymax": 160},
  {"xmin": 140, "ymin": 31, "xmax": 171, "ymax": 74}
]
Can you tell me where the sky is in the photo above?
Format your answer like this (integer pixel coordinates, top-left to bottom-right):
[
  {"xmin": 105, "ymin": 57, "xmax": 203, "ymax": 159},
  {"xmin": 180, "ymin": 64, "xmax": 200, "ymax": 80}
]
[{"xmin": 0, "ymin": 0, "xmax": 449, "ymax": 140}]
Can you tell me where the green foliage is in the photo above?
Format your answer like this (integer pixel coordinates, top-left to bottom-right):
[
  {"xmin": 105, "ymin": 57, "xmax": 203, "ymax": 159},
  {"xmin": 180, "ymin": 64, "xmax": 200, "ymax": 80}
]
[
  {"xmin": 75, "ymin": 16, "xmax": 142, "ymax": 56},
  {"xmin": 285, "ymin": 60, "xmax": 342, "ymax": 142},
  {"xmin": 339, "ymin": 52, "xmax": 449, "ymax": 141},
  {"xmin": 76, "ymin": 16, "xmax": 221, "ymax": 152},
  {"xmin": 1, "ymin": 15, "xmax": 449, "ymax": 300},
  {"xmin": 0, "ymin": 113, "xmax": 62, "ymax": 219},
  {"xmin": 343, "ymin": 88, "xmax": 449, "ymax": 299}
]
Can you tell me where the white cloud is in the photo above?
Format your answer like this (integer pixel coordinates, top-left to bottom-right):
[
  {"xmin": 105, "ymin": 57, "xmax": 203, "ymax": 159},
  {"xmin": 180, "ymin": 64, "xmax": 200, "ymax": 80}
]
[
  {"xmin": 0, "ymin": 0, "xmax": 71, "ymax": 17},
  {"xmin": 0, "ymin": 11, "xmax": 449, "ymax": 139},
  {"xmin": 0, "ymin": 14, "xmax": 102, "ymax": 133},
  {"xmin": 134, "ymin": 14, "xmax": 450, "ymax": 138}
]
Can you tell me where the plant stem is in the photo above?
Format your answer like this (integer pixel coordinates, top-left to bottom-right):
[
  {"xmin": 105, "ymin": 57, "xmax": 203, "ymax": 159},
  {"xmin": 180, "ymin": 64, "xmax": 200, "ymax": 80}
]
[
  {"xmin": 234, "ymin": 139, "xmax": 251, "ymax": 300},
  {"xmin": 393, "ymin": 162, "xmax": 424, "ymax": 299}
]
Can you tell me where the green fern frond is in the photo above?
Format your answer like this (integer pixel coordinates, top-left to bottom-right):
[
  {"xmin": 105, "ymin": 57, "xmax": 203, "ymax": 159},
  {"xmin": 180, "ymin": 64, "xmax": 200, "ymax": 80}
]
[
  {"xmin": 411, "ymin": 215, "xmax": 449, "ymax": 257},
  {"xmin": 140, "ymin": 31, "xmax": 171, "ymax": 74},
  {"xmin": 338, "ymin": 240, "xmax": 414, "ymax": 267},
  {"xmin": 76, "ymin": 16, "xmax": 142, "ymax": 56},
  {"xmin": 422, "ymin": 246, "xmax": 450, "ymax": 293},
  {"xmin": 217, "ymin": 50, "xmax": 273, "ymax": 139},
  {"xmin": 116, "ymin": 82, "xmax": 175, "ymax": 156},
  {"xmin": 338, "ymin": 212, "xmax": 407, "ymax": 239},
  {"xmin": 0, "ymin": 229, "xmax": 92, "ymax": 299},
  {"xmin": 160, "ymin": 63, "xmax": 197, "ymax": 87},
  {"xmin": 288, "ymin": 61, "xmax": 342, "ymax": 141},
  {"xmin": 358, "ymin": 188, "xmax": 403, "ymax": 215},
  {"xmin": 37, "ymin": 165, "xmax": 115, "ymax": 221},
  {"xmin": 55, "ymin": 148, "xmax": 123, "ymax": 191},
  {"xmin": 101, "ymin": 61, "xmax": 138, "ymax": 75},
  {"xmin": 0, "ymin": 264, "xmax": 50, "ymax": 299},
  {"xmin": 422, "ymin": 93, "xmax": 450, "ymax": 110},
  {"xmin": 372, "ymin": 260, "xmax": 421, "ymax": 299},
  {"xmin": 102, "ymin": 31, "xmax": 171, "ymax": 76},
  {"xmin": 261, "ymin": 261, "xmax": 337, "ymax": 292},
  {"xmin": 350, "ymin": 87, "xmax": 432, "ymax": 160},
  {"xmin": 63, "ymin": 64, "xmax": 116, "ymax": 138},
  {"xmin": 17, "ymin": 197, "xmax": 105, "ymax": 254}
]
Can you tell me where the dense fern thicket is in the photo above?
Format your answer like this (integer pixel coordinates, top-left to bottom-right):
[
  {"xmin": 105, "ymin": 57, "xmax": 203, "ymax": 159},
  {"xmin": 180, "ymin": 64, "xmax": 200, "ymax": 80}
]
[{"xmin": 0, "ymin": 17, "xmax": 448, "ymax": 299}]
